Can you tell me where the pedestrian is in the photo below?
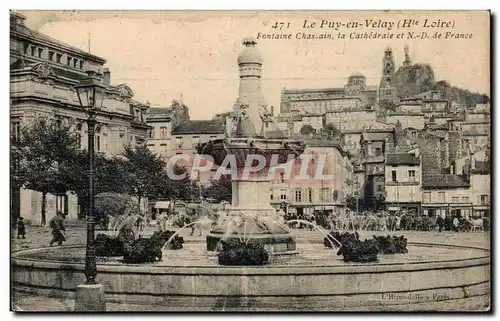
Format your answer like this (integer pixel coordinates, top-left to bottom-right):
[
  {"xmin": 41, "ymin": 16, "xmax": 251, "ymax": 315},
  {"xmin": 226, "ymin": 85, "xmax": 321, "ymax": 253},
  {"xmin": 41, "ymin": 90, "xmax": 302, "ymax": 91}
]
[
  {"xmin": 437, "ymin": 216, "xmax": 444, "ymax": 232},
  {"xmin": 49, "ymin": 211, "xmax": 66, "ymax": 246},
  {"xmin": 452, "ymin": 216, "xmax": 459, "ymax": 232},
  {"xmin": 17, "ymin": 217, "xmax": 26, "ymax": 239}
]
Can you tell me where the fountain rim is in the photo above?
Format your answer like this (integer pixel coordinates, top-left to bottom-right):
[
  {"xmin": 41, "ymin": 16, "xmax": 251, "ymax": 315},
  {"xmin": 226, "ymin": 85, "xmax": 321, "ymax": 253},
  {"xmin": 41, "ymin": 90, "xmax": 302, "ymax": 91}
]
[{"xmin": 12, "ymin": 242, "xmax": 490, "ymax": 275}]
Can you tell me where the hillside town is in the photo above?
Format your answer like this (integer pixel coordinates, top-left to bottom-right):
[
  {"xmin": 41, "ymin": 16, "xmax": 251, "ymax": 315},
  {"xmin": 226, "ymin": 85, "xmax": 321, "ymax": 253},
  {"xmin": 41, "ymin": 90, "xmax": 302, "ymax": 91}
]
[{"xmin": 10, "ymin": 11, "xmax": 490, "ymax": 225}]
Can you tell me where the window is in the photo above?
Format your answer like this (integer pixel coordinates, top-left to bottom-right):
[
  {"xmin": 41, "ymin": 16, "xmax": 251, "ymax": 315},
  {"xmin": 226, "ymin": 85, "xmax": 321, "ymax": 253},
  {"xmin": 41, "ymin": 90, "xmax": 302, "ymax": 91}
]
[
  {"xmin": 480, "ymin": 194, "xmax": 489, "ymax": 205},
  {"xmin": 95, "ymin": 135, "xmax": 101, "ymax": 152},
  {"xmin": 423, "ymin": 192, "xmax": 431, "ymax": 203},
  {"xmin": 280, "ymin": 190, "xmax": 287, "ymax": 200},
  {"xmin": 280, "ymin": 172, "xmax": 285, "ymax": 183},
  {"xmin": 391, "ymin": 171, "xmax": 397, "ymax": 182},
  {"xmin": 462, "ymin": 196, "xmax": 469, "ymax": 203},
  {"xmin": 452, "ymin": 196, "xmax": 459, "ymax": 203},
  {"xmin": 321, "ymin": 187, "xmax": 330, "ymax": 202},
  {"xmin": 37, "ymin": 48, "xmax": 43, "ymax": 58},
  {"xmin": 75, "ymin": 124, "xmax": 82, "ymax": 149},
  {"xmin": 295, "ymin": 189, "xmax": 302, "ymax": 202},
  {"xmin": 408, "ymin": 170, "xmax": 415, "ymax": 180},
  {"xmin": 73, "ymin": 59, "xmax": 78, "ymax": 68},
  {"xmin": 308, "ymin": 188, "xmax": 313, "ymax": 203},
  {"xmin": 31, "ymin": 46, "xmax": 36, "ymax": 56},
  {"xmin": 192, "ymin": 136, "xmax": 200, "ymax": 147},
  {"xmin": 160, "ymin": 126, "xmax": 168, "ymax": 139},
  {"xmin": 11, "ymin": 122, "xmax": 21, "ymax": 141},
  {"xmin": 56, "ymin": 53, "xmax": 62, "ymax": 63},
  {"xmin": 24, "ymin": 43, "xmax": 30, "ymax": 54},
  {"xmin": 80, "ymin": 60, "xmax": 84, "ymax": 69},
  {"xmin": 48, "ymin": 51, "xmax": 54, "ymax": 61},
  {"xmin": 375, "ymin": 147, "xmax": 382, "ymax": 156},
  {"xmin": 67, "ymin": 56, "xmax": 72, "ymax": 66},
  {"xmin": 175, "ymin": 137, "xmax": 183, "ymax": 148},
  {"xmin": 438, "ymin": 192, "xmax": 445, "ymax": 202},
  {"xmin": 149, "ymin": 129, "xmax": 154, "ymax": 139}
]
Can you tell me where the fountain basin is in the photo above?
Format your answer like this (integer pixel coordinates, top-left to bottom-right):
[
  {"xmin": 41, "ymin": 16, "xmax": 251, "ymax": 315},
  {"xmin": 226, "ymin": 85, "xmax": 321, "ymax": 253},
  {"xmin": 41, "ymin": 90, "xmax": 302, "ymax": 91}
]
[{"xmin": 12, "ymin": 242, "xmax": 490, "ymax": 311}]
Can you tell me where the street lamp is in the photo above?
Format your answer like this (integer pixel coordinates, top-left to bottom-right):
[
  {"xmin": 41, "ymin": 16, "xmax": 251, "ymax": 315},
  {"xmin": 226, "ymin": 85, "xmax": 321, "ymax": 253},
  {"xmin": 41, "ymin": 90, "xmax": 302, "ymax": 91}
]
[{"xmin": 74, "ymin": 70, "xmax": 106, "ymax": 311}]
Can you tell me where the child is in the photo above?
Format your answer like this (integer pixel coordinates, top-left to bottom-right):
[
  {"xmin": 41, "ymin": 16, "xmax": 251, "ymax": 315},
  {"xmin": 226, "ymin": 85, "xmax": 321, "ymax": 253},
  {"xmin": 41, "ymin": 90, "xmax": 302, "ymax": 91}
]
[{"xmin": 17, "ymin": 217, "xmax": 26, "ymax": 239}]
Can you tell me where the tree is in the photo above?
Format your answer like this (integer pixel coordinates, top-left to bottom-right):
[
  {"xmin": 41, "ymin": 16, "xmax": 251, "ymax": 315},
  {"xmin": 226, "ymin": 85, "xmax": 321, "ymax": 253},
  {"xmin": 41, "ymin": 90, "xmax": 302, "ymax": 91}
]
[
  {"xmin": 70, "ymin": 150, "xmax": 130, "ymax": 218},
  {"xmin": 323, "ymin": 124, "xmax": 342, "ymax": 140},
  {"xmin": 158, "ymin": 165, "xmax": 199, "ymax": 204},
  {"xmin": 14, "ymin": 117, "xmax": 79, "ymax": 225},
  {"xmin": 122, "ymin": 144, "xmax": 166, "ymax": 205},
  {"xmin": 299, "ymin": 124, "xmax": 315, "ymax": 136},
  {"xmin": 202, "ymin": 175, "xmax": 232, "ymax": 203}
]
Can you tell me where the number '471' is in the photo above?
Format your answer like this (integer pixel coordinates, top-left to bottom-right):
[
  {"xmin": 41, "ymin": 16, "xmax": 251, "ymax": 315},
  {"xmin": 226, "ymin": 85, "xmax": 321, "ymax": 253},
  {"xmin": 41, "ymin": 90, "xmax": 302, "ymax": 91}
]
[{"xmin": 272, "ymin": 22, "xmax": 291, "ymax": 30}]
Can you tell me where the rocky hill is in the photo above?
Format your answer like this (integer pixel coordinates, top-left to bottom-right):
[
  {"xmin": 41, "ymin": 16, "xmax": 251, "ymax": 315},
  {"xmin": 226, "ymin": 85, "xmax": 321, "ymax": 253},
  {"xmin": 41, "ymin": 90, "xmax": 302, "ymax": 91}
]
[{"xmin": 393, "ymin": 64, "xmax": 489, "ymax": 108}]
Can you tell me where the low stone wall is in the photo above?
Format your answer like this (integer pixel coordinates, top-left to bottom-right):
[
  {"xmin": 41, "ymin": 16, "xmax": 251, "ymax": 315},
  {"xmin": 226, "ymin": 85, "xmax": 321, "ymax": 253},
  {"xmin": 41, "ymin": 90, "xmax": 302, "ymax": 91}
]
[{"xmin": 12, "ymin": 243, "xmax": 490, "ymax": 310}]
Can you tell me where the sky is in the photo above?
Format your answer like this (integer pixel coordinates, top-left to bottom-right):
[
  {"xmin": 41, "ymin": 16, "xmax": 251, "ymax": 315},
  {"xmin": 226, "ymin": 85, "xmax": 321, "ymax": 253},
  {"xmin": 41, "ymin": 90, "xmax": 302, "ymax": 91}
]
[{"xmin": 18, "ymin": 10, "xmax": 490, "ymax": 120}]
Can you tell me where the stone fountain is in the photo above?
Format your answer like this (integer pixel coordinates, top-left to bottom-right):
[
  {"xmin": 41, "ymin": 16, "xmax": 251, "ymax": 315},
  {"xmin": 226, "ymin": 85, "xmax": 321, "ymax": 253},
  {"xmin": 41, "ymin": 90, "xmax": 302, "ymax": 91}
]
[{"xmin": 198, "ymin": 38, "xmax": 305, "ymax": 254}]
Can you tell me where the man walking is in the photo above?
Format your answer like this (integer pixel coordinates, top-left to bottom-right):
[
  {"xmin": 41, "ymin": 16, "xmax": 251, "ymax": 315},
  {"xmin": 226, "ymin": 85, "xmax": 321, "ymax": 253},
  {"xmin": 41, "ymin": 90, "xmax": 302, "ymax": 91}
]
[{"xmin": 49, "ymin": 211, "xmax": 66, "ymax": 246}]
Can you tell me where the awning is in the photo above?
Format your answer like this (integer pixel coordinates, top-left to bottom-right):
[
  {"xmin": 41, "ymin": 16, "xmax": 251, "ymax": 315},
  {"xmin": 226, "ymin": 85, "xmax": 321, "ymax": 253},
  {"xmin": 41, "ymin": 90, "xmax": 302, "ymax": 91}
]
[{"xmin": 154, "ymin": 201, "xmax": 171, "ymax": 209}]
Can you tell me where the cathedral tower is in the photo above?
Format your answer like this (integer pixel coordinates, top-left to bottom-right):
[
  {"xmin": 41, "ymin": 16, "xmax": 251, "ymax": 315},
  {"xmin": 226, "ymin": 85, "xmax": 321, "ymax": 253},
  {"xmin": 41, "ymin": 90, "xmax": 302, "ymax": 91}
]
[{"xmin": 379, "ymin": 46, "xmax": 397, "ymax": 103}]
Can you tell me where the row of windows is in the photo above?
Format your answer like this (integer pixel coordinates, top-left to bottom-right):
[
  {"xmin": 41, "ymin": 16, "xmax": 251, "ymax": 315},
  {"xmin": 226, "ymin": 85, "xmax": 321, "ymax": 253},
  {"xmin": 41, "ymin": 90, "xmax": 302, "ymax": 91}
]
[
  {"xmin": 391, "ymin": 170, "xmax": 416, "ymax": 182},
  {"xmin": 421, "ymin": 192, "xmax": 486, "ymax": 204},
  {"xmin": 270, "ymin": 187, "xmax": 335, "ymax": 203},
  {"xmin": 24, "ymin": 44, "xmax": 44, "ymax": 58},
  {"xmin": 24, "ymin": 43, "xmax": 85, "ymax": 70}
]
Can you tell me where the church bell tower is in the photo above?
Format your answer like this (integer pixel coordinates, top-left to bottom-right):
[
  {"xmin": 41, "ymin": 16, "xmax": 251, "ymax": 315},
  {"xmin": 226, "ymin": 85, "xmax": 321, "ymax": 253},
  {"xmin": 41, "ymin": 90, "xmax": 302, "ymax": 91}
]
[{"xmin": 379, "ymin": 46, "xmax": 397, "ymax": 103}]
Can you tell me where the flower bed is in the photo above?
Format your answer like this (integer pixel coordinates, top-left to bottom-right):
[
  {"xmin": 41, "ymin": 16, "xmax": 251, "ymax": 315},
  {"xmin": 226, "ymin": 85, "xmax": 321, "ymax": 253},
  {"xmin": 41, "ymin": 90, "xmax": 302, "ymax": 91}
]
[
  {"xmin": 325, "ymin": 231, "xmax": 409, "ymax": 263},
  {"xmin": 218, "ymin": 239, "xmax": 269, "ymax": 266}
]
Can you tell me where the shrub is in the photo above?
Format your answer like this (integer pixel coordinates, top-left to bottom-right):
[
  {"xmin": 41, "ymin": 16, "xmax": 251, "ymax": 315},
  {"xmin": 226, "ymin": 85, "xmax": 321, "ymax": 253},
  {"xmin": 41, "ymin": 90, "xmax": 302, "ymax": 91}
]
[
  {"xmin": 372, "ymin": 235, "xmax": 397, "ymax": 254},
  {"xmin": 94, "ymin": 192, "xmax": 142, "ymax": 229},
  {"xmin": 122, "ymin": 230, "xmax": 184, "ymax": 264},
  {"xmin": 324, "ymin": 231, "xmax": 359, "ymax": 248},
  {"xmin": 337, "ymin": 239, "xmax": 379, "ymax": 263},
  {"xmin": 218, "ymin": 239, "xmax": 269, "ymax": 266}
]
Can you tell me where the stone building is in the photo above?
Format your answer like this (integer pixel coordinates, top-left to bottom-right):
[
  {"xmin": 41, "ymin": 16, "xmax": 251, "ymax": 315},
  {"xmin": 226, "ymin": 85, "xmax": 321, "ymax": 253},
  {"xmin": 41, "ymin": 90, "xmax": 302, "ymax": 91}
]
[
  {"xmin": 384, "ymin": 148, "xmax": 422, "ymax": 214},
  {"xmin": 280, "ymin": 72, "xmax": 377, "ymax": 115},
  {"xmin": 269, "ymin": 140, "xmax": 353, "ymax": 217},
  {"xmin": 359, "ymin": 132, "xmax": 393, "ymax": 210},
  {"xmin": 170, "ymin": 119, "xmax": 225, "ymax": 184},
  {"xmin": 421, "ymin": 174, "xmax": 472, "ymax": 219},
  {"xmin": 145, "ymin": 100, "xmax": 190, "ymax": 161},
  {"xmin": 10, "ymin": 12, "xmax": 151, "ymax": 224}
]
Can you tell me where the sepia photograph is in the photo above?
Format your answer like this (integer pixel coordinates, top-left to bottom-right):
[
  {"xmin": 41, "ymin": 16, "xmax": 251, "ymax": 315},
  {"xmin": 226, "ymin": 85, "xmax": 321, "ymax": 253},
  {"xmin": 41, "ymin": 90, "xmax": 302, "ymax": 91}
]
[{"xmin": 9, "ymin": 10, "xmax": 491, "ymax": 312}]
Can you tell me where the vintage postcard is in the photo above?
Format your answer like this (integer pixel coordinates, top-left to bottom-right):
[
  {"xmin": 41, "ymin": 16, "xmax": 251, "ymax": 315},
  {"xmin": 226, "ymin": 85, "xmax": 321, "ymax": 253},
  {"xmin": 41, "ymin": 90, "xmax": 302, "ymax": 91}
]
[{"xmin": 10, "ymin": 10, "xmax": 490, "ymax": 312}]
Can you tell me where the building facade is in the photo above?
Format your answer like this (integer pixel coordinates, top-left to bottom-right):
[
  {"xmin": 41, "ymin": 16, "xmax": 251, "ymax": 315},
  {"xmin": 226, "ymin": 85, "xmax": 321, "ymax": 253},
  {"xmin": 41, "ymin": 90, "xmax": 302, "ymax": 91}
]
[
  {"xmin": 10, "ymin": 12, "xmax": 151, "ymax": 224},
  {"xmin": 384, "ymin": 150, "xmax": 422, "ymax": 213}
]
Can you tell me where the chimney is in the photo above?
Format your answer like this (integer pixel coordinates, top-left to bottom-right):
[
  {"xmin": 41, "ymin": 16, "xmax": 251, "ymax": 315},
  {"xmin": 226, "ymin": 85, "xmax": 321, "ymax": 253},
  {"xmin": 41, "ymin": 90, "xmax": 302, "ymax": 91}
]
[{"xmin": 103, "ymin": 68, "xmax": 111, "ymax": 86}]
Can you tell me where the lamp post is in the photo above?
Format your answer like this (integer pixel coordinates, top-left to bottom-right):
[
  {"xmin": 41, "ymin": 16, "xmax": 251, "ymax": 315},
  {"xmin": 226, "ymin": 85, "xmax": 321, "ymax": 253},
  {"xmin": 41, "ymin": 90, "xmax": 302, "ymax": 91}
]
[{"xmin": 74, "ymin": 70, "xmax": 106, "ymax": 311}]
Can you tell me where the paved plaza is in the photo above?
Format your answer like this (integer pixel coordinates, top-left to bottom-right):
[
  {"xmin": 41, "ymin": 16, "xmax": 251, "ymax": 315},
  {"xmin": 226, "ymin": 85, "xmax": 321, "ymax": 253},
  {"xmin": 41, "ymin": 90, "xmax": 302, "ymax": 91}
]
[{"xmin": 12, "ymin": 222, "xmax": 490, "ymax": 312}]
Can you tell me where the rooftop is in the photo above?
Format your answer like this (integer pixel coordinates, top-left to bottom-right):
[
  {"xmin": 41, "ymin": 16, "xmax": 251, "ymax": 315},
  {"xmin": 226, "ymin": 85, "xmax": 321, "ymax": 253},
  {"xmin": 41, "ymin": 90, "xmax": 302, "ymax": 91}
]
[
  {"xmin": 422, "ymin": 174, "xmax": 470, "ymax": 189},
  {"xmin": 361, "ymin": 132, "xmax": 392, "ymax": 142},
  {"xmin": 171, "ymin": 119, "xmax": 224, "ymax": 135},
  {"xmin": 386, "ymin": 153, "xmax": 420, "ymax": 166},
  {"xmin": 10, "ymin": 12, "xmax": 106, "ymax": 63},
  {"xmin": 471, "ymin": 161, "xmax": 490, "ymax": 174},
  {"xmin": 284, "ymin": 87, "xmax": 344, "ymax": 94}
]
